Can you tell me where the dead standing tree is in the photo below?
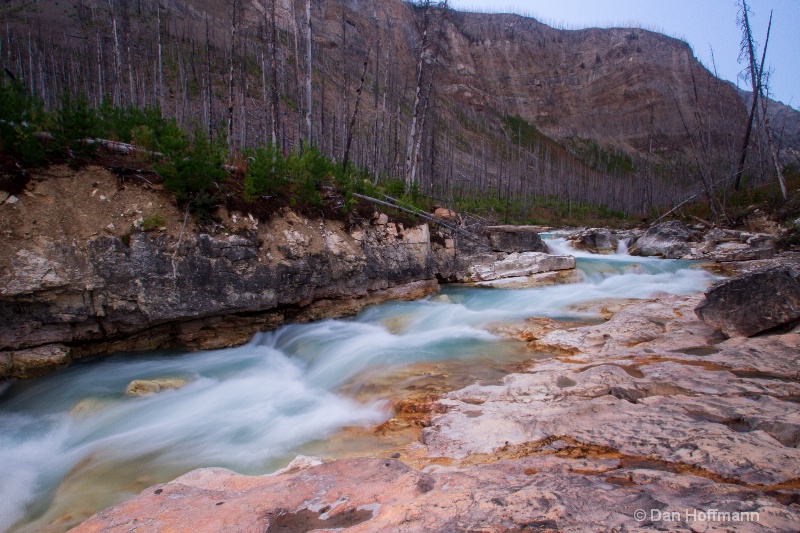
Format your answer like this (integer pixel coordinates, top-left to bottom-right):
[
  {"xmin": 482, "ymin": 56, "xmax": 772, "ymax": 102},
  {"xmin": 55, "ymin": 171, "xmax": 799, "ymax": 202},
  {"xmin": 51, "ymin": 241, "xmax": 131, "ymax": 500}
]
[
  {"xmin": 734, "ymin": 1, "xmax": 786, "ymax": 199},
  {"xmin": 759, "ymin": 72, "xmax": 788, "ymax": 199},
  {"xmin": 107, "ymin": 0, "xmax": 123, "ymax": 106},
  {"xmin": 227, "ymin": 0, "xmax": 239, "ymax": 153},
  {"xmin": 404, "ymin": 0, "xmax": 448, "ymax": 193},
  {"xmin": 404, "ymin": 1, "xmax": 432, "ymax": 192},
  {"xmin": 342, "ymin": 41, "xmax": 372, "ymax": 173},
  {"xmin": 305, "ymin": 0, "xmax": 313, "ymax": 147},
  {"xmin": 734, "ymin": 0, "xmax": 763, "ymax": 191},
  {"xmin": 267, "ymin": 0, "xmax": 280, "ymax": 146}
]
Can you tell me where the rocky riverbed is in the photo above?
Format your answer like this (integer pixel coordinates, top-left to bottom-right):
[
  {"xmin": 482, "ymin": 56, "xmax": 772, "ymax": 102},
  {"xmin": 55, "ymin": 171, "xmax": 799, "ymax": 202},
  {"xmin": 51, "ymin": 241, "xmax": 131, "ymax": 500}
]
[{"xmin": 71, "ymin": 256, "xmax": 800, "ymax": 532}]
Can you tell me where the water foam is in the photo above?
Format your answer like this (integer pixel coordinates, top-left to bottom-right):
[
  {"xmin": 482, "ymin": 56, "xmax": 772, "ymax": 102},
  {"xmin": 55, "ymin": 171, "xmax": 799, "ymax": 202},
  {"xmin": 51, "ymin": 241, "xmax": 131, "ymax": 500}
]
[{"xmin": 0, "ymin": 245, "xmax": 717, "ymax": 532}]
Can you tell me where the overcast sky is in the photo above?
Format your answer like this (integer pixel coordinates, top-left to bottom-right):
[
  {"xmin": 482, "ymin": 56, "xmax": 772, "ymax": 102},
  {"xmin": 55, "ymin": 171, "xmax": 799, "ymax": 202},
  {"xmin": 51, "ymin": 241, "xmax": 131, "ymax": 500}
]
[{"xmin": 447, "ymin": 0, "xmax": 799, "ymax": 110}]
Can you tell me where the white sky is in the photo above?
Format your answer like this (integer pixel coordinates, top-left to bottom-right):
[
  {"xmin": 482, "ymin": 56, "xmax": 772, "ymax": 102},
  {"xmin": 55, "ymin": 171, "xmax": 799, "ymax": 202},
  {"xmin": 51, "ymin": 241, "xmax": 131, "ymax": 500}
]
[{"xmin": 447, "ymin": 0, "xmax": 799, "ymax": 110}]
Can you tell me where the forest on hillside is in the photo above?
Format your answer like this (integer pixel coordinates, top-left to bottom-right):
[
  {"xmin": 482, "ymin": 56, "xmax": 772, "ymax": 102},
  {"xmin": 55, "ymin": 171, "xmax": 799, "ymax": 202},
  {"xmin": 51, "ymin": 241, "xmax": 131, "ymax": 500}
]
[{"xmin": 1, "ymin": 0, "xmax": 796, "ymax": 223}]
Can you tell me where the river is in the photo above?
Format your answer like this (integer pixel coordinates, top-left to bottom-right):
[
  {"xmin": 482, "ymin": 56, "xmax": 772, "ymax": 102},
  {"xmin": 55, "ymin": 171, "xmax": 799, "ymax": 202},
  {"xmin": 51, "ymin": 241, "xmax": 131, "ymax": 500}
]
[{"xmin": 0, "ymin": 238, "xmax": 716, "ymax": 532}]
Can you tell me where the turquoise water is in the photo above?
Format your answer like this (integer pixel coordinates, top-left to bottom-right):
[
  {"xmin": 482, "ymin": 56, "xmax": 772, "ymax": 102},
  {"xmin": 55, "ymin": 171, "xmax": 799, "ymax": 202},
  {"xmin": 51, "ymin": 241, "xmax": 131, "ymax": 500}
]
[{"xmin": 0, "ymin": 240, "xmax": 715, "ymax": 532}]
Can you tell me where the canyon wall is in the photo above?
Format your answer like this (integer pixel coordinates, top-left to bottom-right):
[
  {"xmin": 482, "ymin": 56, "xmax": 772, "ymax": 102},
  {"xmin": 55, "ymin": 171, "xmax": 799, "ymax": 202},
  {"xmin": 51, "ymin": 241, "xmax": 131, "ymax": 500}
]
[{"xmin": 0, "ymin": 166, "xmax": 481, "ymax": 379}]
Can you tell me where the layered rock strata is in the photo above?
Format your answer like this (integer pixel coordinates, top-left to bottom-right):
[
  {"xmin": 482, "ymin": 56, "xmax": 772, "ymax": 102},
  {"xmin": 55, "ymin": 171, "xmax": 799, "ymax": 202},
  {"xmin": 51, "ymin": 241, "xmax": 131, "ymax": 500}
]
[
  {"xmin": 0, "ymin": 167, "xmax": 478, "ymax": 379},
  {"xmin": 467, "ymin": 252, "xmax": 577, "ymax": 284},
  {"xmin": 0, "ymin": 218, "xmax": 444, "ymax": 379}
]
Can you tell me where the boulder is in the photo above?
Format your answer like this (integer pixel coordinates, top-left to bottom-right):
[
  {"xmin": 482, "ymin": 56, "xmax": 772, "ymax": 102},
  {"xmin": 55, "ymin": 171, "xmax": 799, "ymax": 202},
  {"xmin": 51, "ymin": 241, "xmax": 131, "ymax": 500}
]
[
  {"xmin": 69, "ymin": 397, "xmax": 117, "ymax": 418},
  {"xmin": 485, "ymin": 226, "xmax": 548, "ymax": 253},
  {"xmin": 372, "ymin": 212, "xmax": 389, "ymax": 226},
  {"xmin": 431, "ymin": 231, "xmax": 495, "ymax": 283},
  {"xmin": 630, "ymin": 220, "xmax": 695, "ymax": 259},
  {"xmin": 271, "ymin": 455, "xmax": 324, "ymax": 476},
  {"xmin": 695, "ymin": 266, "xmax": 800, "ymax": 337},
  {"xmin": 574, "ymin": 228, "xmax": 618, "ymax": 253}
]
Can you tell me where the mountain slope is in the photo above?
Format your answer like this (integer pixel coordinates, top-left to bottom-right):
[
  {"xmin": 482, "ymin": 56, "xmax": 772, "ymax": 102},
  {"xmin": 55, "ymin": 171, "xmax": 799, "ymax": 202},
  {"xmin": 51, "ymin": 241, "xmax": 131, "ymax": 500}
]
[{"xmin": 1, "ymin": 0, "xmax": 786, "ymax": 216}]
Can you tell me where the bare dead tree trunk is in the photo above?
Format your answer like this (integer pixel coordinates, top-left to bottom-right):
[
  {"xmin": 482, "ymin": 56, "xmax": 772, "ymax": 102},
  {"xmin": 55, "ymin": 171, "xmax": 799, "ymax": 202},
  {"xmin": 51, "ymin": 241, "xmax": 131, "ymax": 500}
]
[
  {"xmin": 108, "ymin": 0, "xmax": 123, "ymax": 106},
  {"xmin": 126, "ymin": 28, "xmax": 135, "ymax": 106},
  {"xmin": 305, "ymin": 0, "xmax": 313, "ymax": 147},
  {"xmin": 157, "ymin": 4, "xmax": 164, "ymax": 116},
  {"xmin": 412, "ymin": 1, "xmax": 448, "ymax": 192},
  {"xmin": 404, "ymin": 0, "xmax": 431, "ymax": 191},
  {"xmin": 759, "ymin": 80, "xmax": 788, "ymax": 199},
  {"xmin": 734, "ymin": 0, "xmax": 767, "ymax": 190},
  {"xmin": 205, "ymin": 13, "xmax": 213, "ymax": 139},
  {"xmin": 409, "ymin": 77, "xmax": 433, "ymax": 189},
  {"xmin": 227, "ymin": 0, "xmax": 238, "ymax": 152},
  {"xmin": 97, "ymin": 27, "xmax": 105, "ymax": 104},
  {"xmin": 290, "ymin": 0, "xmax": 302, "ymax": 146},
  {"xmin": 342, "ymin": 43, "xmax": 372, "ymax": 172},
  {"xmin": 261, "ymin": 0, "xmax": 278, "ymax": 146},
  {"xmin": 261, "ymin": 45, "xmax": 268, "ymax": 144},
  {"xmin": 672, "ymin": 88, "xmax": 718, "ymax": 217},
  {"xmin": 371, "ymin": 3, "xmax": 380, "ymax": 181},
  {"xmin": 239, "ymin": 30, "xmax": 247, "ymax": 149},
  {"xmin": 269, "ymin": 0, "xmax": 279, "ymax": 146}
]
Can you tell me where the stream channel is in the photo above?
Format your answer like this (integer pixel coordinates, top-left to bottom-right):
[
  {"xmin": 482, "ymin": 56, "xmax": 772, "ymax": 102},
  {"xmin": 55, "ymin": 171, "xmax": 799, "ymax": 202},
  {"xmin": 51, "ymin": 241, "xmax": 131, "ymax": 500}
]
[{"xmin": 0, "ymin": 237, "xmax": 717, "ymax": 532}]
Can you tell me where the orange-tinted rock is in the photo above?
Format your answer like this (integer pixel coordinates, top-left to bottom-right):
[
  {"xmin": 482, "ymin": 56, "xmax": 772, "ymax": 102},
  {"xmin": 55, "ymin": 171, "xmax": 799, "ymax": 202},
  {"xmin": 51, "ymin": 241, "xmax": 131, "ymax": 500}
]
[{"xmin": 433, "ymin": 207, "xmax": 458, "ymax": 220}]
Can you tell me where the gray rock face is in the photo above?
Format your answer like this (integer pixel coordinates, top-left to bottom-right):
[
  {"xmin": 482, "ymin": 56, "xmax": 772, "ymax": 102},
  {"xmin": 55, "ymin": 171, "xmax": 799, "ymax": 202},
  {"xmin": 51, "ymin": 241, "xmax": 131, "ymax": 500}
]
[
  {"xmin": 430, "ymin": 231, "xmax": 492, "ymax": 282},
  {"xmin": 695, "ymin": 265, "xmax": 800, "ymax": 337},
  {"xmin": 0, "ymin": 215, "xmax": 441, "ymax": 379},
  {"xmin": 630, "ymin": 220, "xmax": 695, "ymax": 259},
  {"xmin": 485, "ymin": 226, "xmax": 548, "ymax": 253}
]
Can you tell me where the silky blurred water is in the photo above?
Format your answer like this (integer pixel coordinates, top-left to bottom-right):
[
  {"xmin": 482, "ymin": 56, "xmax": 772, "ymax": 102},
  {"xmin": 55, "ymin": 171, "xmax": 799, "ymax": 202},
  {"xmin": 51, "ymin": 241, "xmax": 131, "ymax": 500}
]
[{"xmin": 0, "ymin": 238, "xmax": 716, "ymax": 532}]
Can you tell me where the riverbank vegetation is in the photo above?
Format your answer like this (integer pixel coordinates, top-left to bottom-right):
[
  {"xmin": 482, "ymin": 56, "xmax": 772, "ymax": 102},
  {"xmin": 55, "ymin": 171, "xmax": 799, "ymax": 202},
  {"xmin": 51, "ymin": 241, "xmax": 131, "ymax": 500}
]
[
  {"xmin": 4, "ymin": 72, "xmax": 798, "ymax": 231},
  {"xmin": 1, "ymin": 76, "xmax": 648, "ymax": 228}
]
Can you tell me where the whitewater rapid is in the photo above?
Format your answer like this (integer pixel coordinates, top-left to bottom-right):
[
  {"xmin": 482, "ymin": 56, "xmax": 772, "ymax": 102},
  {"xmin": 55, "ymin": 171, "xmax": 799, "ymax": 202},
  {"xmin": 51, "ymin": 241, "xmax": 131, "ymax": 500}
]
[{"xmin": 0, "ymin": 239, "xmax": 716, "ymax": 532}]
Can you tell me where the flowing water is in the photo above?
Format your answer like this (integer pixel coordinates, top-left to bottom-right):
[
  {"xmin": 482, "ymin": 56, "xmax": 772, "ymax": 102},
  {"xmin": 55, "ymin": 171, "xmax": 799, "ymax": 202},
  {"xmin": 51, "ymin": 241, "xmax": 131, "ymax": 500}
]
[{"xmin": 0, "ymin": 239, "xmax": 716, "ymax": 532}]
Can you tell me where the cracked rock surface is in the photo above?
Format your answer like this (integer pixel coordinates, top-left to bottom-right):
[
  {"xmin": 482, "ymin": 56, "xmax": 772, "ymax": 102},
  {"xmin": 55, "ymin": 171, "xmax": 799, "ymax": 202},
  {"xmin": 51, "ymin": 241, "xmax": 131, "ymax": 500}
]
[{"xmin": 74, "ymin": 291, "xmax": 800, "ymax": 532}]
